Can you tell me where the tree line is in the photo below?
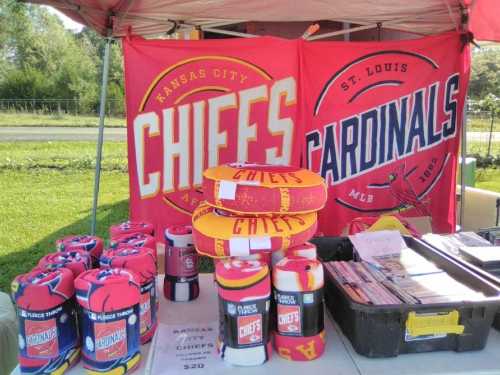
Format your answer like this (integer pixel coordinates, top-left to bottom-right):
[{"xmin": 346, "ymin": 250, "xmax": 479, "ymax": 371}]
[
  {"xmin": 0, "ymin": 1, "xmax": 499, "ymax": 116},
  {"xmin": 0, "ymin": 1, "xmax": 124, "ymax": 114}
]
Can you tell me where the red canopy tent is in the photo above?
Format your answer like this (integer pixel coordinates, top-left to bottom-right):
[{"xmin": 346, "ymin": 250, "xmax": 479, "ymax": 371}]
[
  {"xmin": 23, "ymin": 0, "xmax": 500, "ymax": 40},
  {"xmin": 21, "ymin": 0, "xmax": 500, "ymax": 233},
  {"xmin": 468, "ymin": 0, "xmax": 500, "ymax": 42}
]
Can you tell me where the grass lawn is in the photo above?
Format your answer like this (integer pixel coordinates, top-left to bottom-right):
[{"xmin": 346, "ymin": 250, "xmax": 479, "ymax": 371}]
[
  {"xmin": 0, "ymin": 112, "xmax": 125, "ymax": 127},
  {"xmin": 476, "ymin": 168, "xmax": 500, "ymax": 192},
  {"xmin": 467, "ymin": 140, "xmax": 500, "ymax": 156},
  {"xmin": 0, "ymin": 141, "xmax": 128, "ymax": 171},
  {"xmin": 467, "ymin": 115, "xmax": 498, "ymax": 132},
  {"xmin": 0, "ymin": 141, "xmax": 214, "ymax": 293},
  {"xmin": 0, "ymin": 169, "xmax": 129, "ymax": 292}
]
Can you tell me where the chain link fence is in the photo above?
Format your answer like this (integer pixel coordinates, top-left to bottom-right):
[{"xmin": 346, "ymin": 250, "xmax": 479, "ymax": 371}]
[
  {"xmin": 0, "ymin": 98, "xmax": 125, "ymax": 117},
  {"xmin": 467, "ymin": 110, "xmax": 498, "ymax": 158}
]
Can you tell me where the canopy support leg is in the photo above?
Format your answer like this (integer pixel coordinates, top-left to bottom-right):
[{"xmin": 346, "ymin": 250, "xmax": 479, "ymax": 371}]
[
  {"xmin": 459, "ymin": 99, "xmax": 467, "ymax": 231},
  {"xmin": 91, "ymin": 37, "xmax": 112, "ymax": 235}
]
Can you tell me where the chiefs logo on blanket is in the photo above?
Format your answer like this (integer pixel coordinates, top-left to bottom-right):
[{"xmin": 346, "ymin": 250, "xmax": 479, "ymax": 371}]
[{"xmin": 303, "ymin": 32, "xmax": 469, "ymax": 234}]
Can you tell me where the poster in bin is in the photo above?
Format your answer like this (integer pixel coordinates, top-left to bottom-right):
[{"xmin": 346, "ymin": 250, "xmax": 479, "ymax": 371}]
[
  {"xmin": 150, "ymin": 322, "xmax": 220, "ymax": 374},
  {"xmin": 123, "ymin": 37, "xmax": 301, "ymax": 239},
  {"xmin": 124, "ymin": 32, "xmax": 468, "ymax": 236}
]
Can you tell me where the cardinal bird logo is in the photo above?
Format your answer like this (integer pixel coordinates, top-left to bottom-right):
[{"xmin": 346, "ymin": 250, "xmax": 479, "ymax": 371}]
[
  {"xmin": 387, "ymin": 163, "xmax": 430, "ymax": 216},
  {"xmin": 335, "ymin": 153, "xmax": 450, "ymax": 215}
]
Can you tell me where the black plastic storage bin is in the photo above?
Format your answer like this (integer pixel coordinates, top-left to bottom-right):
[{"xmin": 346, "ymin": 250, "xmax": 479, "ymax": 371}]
[{"xmin": 311, "ymin": 236, "xmax": 500, "ymax": 358}]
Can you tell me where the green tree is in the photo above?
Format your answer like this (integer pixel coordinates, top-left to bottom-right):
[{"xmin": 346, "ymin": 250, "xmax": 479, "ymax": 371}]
[
  {"xmin": 470, "ymin": 47, "xmax": 500, "ymax": 100},
  {"xmin": 479, "ymin": 93, "xmax": 500, "ymax": 116},
  {"xmin": 77, "ymin": 28, "xmax": 125, "ymax": 115},
  {"xmin": 0, "ymin": 2, "xmax": 124, "ymax": 115},
  {"xmin": 0, "ymin": 0, "xmax": 29, "ymax": 80}
]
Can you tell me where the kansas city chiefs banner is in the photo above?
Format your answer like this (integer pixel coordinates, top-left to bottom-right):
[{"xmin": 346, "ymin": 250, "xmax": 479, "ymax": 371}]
[
  {"xmin": 302, "ymin": 32, "xmax": 469, "ymax": 234},
  {"xmin": 123, "ymin": 37, "xmax": 300, "ymax": 235}
]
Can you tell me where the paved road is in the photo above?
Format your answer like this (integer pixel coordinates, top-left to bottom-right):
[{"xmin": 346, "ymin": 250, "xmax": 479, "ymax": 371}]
[
  {"xmin": 0, "ymin": 127, "xmax": 498, "ymax": 143},
  {"xmin": 0, "ymin": 126, "xmax": 126, "ymax": 141},
  {"xmin": 467, "ymin": 131, "xmax": 500, "ymax": 142}
]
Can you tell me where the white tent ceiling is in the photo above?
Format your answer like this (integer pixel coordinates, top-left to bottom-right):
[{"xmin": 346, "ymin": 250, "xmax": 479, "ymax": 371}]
[{"xmin": 26, "ymin": 0, "xmax": 465, "ymax": 37}]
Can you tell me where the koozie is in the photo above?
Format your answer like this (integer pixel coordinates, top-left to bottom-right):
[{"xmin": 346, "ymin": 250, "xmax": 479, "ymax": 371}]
[
  {"xmin": 164, "ymin": 226, "xmax": 199, "ymax": 302},
  {"xmin": 56, "ymin": 235, "xmax": 104, "ymax": 267},
  {"xmin": 100, "ymin": 247, "xmax": 158, "ymax": 344},
  {"xmin": 37, "ymin": 250, "xmax": 91, "ymax": 278},
  {"xmin": 109, "ymin": 233, "xmax": 157, "ymax": 258},
  {"xmin": 192, "ymin": 203, "xmax": 317, "ymax": 258},
  {"xmin": 215, "ymin": 259, "xmax": 272, "ymax": 366},
  {"xmin": 203, "ymin": 163, "xmax": 327, "ymax": 214},
  {"xmin": 109, "ymin": 221, "xmax": 154, "ymax": 239},
  {"xmin": 75, "ymin": 268, "xmax": 141, "ymax": 374},
  {"xmin": 273, "ymin": 256, "xmax": 325, "ymax": 361},
  {"xmin": 12, "ymin": 268, "xmax": 80, "ymax": 374},
  {"xmin": 271, "ymin": 242, "xmax": 317, "ymax": 267}
]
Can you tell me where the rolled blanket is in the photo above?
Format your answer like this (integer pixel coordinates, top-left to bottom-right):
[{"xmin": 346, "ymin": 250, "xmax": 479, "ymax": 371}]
[
  {"xmin": 164, "ymin": 226, "xmax": 199, "ymax": 302},
  {"xmin": 235, "ymin": 252, "xmax": 271, "ymax": 268},
  {"xmin": 215, "ymin": 259, "xmax": 272, "ymax": 366},
  {"xmin": 37, "ymin": 250, "xmax": 91, "ymax": 278},
  {"xmin": 212, "ymin": 253, "xmax": 272, "ymax": 285},
  {"xmin": 17, "ymin": 347, "xmax": 81, "ymax": 375},
  {"xmin": 192, "ymin": 202, "xmax": 317, "ymax": 258},
  {"xmin": 100, "ymin": 247, "xmax": 158, "ymax": 344},
  {"xmin": 109, "ymin": 233, "xmax": 157, "ymax": 258},
  {"xmin": 203, "ymin": 163, "xmax": 327, "ymax": 214},
  {"xmin": 56, "ymin": 235, "xmax": 103, "ymax": 267},
  {"xmin": 109, "ymin": 221, "xmax": 154, "ymax": 238},
  {"xmin": 12, "ymin": 268, "xmax": 80, "ymax": 374},
  {"xmin": 273, "ymin": 256, "xmax": 325, "ymax": 361},
  {"xmin": 271, "ymin": 242, "xmax": 317, "ymax": 268},
  {"xmin": 75, "ymin": 269, "xmax": 141, "ymax": 374}
]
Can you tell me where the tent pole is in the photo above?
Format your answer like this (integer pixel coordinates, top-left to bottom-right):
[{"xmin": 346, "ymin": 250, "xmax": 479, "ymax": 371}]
[
  {"xmin": 307, "ymin": 23, "xmax": 378, "ymax": 41},
  {"xmin": 201, "ymin": 27, "xmax": 257, "ymax": 38},
  {"xmin": 91, "ymin": 37, "xmax": 112, "ymax": 235},
  {"xmin": 342, "ymin": 22, "xmax": 351, "ymax": 41},
  {"xmin": 201, "ymin": 20, "xmax": 247, "ymax": 28},
  {"xmin": 459, "ymin": 99, "xmax": 468, "ymax": 231}
]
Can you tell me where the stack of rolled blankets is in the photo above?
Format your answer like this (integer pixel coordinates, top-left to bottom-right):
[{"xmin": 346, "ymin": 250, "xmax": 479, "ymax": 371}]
[
  {"xmin": 192, "ymin": 163, "xmax": 328, "ymax": 366},
  {"xmin": 11, "ymin": 219, "xmax": 158, "ymax": 375}
]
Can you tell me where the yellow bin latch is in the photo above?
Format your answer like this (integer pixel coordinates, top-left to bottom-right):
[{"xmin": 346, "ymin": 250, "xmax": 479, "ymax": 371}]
[{"xmin": 406, "ymin": 310, "xmax": 465, "ymax": 337}]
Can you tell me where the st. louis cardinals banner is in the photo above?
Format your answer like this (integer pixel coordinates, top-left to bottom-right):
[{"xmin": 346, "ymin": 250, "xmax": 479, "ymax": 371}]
[
  {"xmin": 123, "ymin": 37, "xmax": 300, "ymax": 235},
  {"xmin": 123, "ymin": 32, "xmax": 469, "ymax": 237},
  {"xmin": 302, "ymin": 32, "xmax": 469, "ymax": 234}
]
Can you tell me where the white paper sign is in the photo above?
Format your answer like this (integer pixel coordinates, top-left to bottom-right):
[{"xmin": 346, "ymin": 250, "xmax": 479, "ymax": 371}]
[
  {"xmin": 348, "ymin": 230, "xmax": 408, "ymax": 265},
  {"xmin": 150, "ymin": 322, "xmax": 221, "ymax": 375}
]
